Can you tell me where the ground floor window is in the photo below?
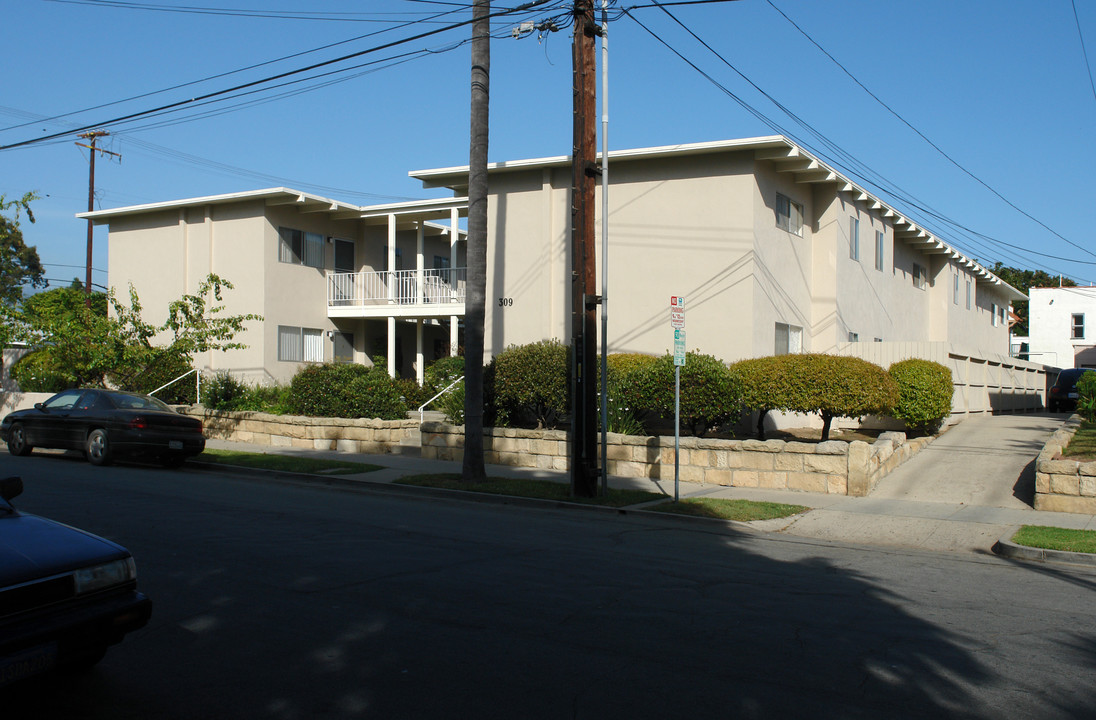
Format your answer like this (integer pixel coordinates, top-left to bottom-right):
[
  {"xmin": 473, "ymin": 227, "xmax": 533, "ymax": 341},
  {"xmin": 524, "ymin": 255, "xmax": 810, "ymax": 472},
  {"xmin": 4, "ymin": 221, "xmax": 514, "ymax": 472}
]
[
  {"xmin": 278, "ymin": 325, "xmax": 323, "ymax": 362},
  {"xmin": 775, "ymin": 322, "xmax": 802, "ymax": 355}
]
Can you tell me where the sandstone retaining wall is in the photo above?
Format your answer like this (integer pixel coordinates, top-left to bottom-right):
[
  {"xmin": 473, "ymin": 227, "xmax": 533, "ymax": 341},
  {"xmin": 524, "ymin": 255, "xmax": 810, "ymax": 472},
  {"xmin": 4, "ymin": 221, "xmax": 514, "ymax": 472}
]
[
  {"xmin": 1034, "ymin": 415, "xmax": 1096, "ymax": 514},
  {"xmin": 420, "ymin": 422, "xmax": 935, "ymax": 496},
  {"xmin": 181, "ymin": 408, "xmax": 419, "ymax": 454}
]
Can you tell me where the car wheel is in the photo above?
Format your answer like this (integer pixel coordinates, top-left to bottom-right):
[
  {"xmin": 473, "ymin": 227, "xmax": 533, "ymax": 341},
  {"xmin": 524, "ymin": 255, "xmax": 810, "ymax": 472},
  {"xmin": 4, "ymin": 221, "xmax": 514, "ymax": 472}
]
[
  {"xmin": 6, "ymin": 422, "xmax": 33, "ymax": 456},
  {"xmin": 86, "ymin": 429, "xmax": 113, "ymax": 466}
]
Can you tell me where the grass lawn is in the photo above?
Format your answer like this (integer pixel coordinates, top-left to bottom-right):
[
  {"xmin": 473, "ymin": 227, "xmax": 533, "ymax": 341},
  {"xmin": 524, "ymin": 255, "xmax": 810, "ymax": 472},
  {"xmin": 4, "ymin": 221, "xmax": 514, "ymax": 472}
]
[
  {"xmin": 1061, "ymin": 421, "xmax": 1096, "ymax": 461},
  {"xmin": 396, "ymin": 474, "xmax": 665, "ymax": 507},
  {"xmin": 195, "ymin": 449, "xmax": 383, "ymax": 475},
  {"xmin": 1011, "ymin": 525, "xmax": 1096, "ymax": 554},
  {"xmin": 396, "ymin": 474, "xmax": 809, "ymax": 521},
  {"xmin": 648, "ymin": 497, "xmax": 809, "ymax": 522}
]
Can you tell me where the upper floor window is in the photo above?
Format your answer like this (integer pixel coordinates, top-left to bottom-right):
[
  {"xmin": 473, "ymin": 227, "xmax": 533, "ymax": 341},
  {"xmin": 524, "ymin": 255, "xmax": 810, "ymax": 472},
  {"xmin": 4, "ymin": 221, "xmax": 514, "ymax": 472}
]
[
  {"xmin": 279, "ymin": 227, "xmax": 325, "ymax": 269},
  {"xmin": 953, "ymin": 274, "xmax": 960, "ymax": 305},
  {"xmin": 991, "ymin": 303, "xmax": 1000, "ymax": 327},
  {"xmin": 912, "ymin": 263, "xmax": 927, "ymax": 290},
  {"xmin": 966, "ymin": 280, "xmax": 972, "ymax": 309},
  {"xmin": 848, "ymin": 331, "xmax": 859, "ymax": 342},
  {"xmin": 775, "ymin": 193, "xmax": 803, "ymax": 236},
  {"xmin": 849, "ymin": 217, "xmax": 860, "ymax": 261},
  {"xmin": 875, "ymin": 231, "xmax": 884, "ymax": 271},
  {"xmin": 1073, "ymin": 313, "xmax": 1085, "ymax": 339}
]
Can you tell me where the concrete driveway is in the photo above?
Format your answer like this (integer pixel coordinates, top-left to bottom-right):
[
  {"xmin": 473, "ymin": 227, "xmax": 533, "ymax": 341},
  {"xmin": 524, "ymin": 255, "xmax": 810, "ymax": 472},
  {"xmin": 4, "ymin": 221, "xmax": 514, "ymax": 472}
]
[{"xmin": 771, "ymin": 413, "xmax": 1088, "ymax": 552}]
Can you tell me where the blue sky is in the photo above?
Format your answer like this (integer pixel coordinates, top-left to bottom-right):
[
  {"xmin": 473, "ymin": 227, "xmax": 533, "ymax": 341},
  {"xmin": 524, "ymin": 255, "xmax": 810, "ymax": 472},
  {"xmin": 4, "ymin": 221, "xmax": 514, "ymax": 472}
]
[{"xmin": 4, "ymin": 0, "xmax": 1096, "ymax": 292}]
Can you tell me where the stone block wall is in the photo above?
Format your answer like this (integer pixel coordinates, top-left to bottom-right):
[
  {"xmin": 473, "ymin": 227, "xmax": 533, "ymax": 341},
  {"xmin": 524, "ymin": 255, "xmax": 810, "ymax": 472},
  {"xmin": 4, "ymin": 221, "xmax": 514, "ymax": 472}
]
[
  {"xmin": 421, "ymin": 423, "xmax": 933, "ymax": 496},
  {"xmin": 182, "ymin": 408, "xmax": 419, "ymax": 454},
  {"xmin": 1034, "ymin": 415, "xmax": 1096, "ymax": 514}
]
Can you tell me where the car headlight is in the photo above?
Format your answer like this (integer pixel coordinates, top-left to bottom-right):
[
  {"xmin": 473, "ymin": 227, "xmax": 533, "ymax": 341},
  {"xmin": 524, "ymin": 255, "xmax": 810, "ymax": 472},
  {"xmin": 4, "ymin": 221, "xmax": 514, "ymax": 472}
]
[{"xmin": 74, "ymin": 557, "xmax": 137, "ymax": 594}]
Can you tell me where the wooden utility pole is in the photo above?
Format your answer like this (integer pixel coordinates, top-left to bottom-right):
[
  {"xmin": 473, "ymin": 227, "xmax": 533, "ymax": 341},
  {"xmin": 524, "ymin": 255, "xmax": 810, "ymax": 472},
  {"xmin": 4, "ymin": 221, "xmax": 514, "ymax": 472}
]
[
  {"xmin": 75, "ymin": 130, "xmax": 120, "ymax": 307},
  {"xmin": 570, "ymin": 0, "xmax": 599, "ymax": 498},
  {"xmin": 462, "ymin": 0, "xmax": 490, "ymax": 482}
]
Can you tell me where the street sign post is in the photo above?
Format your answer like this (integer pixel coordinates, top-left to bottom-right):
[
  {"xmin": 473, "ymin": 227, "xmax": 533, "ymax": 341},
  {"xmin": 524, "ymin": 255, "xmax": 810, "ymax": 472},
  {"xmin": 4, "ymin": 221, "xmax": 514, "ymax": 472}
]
[{"xmin": 670, "ymin": 297, "xmax": 685, "ymax": 501}]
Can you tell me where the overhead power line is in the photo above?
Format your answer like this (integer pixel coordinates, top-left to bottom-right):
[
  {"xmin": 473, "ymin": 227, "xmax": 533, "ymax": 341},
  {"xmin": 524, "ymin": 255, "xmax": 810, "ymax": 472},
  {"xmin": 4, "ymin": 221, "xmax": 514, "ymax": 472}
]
[
  {"xmin": 764, "ymin": 0, "xmax": 1096, "ymax": 262},
  {"xmin": 0, "ymin": 0, "xmax": 556, "ymax": 151},
  {"xmin": 627, "ymin": 2, "xmax": 1093, "ymax": 282}
]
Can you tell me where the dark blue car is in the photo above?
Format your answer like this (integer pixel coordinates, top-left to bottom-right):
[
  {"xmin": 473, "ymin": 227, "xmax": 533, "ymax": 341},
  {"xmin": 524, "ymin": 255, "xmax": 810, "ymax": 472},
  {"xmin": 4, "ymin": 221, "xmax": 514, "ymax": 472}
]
[
  {"xmin": 1048, "ymin": 368, "xmax": 1095, "ymax": 413},
  {"xmin": 0, "ymin": 476, "xmax": 151, "ymax": 688}
]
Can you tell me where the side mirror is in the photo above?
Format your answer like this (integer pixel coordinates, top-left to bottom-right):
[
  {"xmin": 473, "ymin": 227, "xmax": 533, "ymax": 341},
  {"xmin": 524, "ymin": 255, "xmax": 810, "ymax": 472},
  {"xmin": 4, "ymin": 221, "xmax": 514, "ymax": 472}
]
[
  {"xmin": 1, "ymin": 476, "xmax": 24, "ymax": 502},
  {"xmin": 34, "ymin": 402, "xmax": 46, "ymax": 412}
]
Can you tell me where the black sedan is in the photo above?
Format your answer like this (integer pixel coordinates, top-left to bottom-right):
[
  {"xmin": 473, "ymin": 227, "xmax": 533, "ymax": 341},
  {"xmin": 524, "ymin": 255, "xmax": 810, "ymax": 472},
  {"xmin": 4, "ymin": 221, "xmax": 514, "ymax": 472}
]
[
  {"xmin": 0, "ymin": 476, "xmax": 152, "ymax": 687},
  {"xmin": 1, "ymin": 389, "xmax": 205, "ymax": 467}
]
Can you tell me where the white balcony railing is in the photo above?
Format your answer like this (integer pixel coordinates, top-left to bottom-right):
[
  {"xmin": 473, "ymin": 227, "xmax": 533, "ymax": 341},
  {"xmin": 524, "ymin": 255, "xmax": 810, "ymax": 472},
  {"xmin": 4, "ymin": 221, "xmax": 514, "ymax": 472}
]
[{"xmin": 328, "ymin": 268, "xmax": 467, "ymax": 309}]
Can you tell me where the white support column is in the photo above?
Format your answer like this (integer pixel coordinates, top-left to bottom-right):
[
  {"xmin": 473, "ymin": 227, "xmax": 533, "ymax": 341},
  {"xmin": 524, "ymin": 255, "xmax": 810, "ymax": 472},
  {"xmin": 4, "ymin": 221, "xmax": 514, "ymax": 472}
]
[
  {"xmin": 387, "ymin": 214, "xmax": 397, "ymax": 302},
  {"xmin": 450, "ymin": 206, "xmax": 460, "ymax": 356},
  {"xmin": 416, "ymin": 221, "xmax": 425, "ymax": 305},
  {"xmin": 416, "ymin": 319, "xmax": 424, "ymax": 385},
  {"xmin": 387, "ymin": 317, "xmax": 396, "ymax": 379}
]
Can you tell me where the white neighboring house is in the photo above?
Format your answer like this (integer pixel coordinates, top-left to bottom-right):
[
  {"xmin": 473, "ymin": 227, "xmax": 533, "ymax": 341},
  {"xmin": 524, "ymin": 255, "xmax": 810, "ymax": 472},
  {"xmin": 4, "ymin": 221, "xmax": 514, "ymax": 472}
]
[{"xmin": 1027, "ymin": 286, "xmax": 1096, "ymax": 369}]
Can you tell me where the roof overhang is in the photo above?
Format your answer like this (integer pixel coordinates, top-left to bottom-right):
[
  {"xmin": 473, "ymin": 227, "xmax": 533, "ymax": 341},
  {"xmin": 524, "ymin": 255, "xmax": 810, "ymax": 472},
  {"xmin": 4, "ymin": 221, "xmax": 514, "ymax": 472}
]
[{"xmin": 410, "ymin": 135, "xmax": 1025, "ymax": 302}]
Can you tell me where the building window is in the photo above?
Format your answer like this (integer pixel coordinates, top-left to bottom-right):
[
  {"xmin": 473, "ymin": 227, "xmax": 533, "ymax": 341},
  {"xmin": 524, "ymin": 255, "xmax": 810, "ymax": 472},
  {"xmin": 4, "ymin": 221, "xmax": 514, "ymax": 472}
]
[
  {"xmin": 776, "ymin": 193, "xmax": 803, "ymax": 236},
  {"xmin": 875, "ymin": 231, "xmax": 884, "ymax": 271},
  {"xmin": 334, "ymin": 332, "xmax": 354, "ymax": 363},
  {"xmin": 848, "ymin": 332, "xmax": 859, "ymax": 342},
  {"xmin": 991, "ymin": 303, "xmax": 999, "ymax": 327},
  {"xmin": 1069, "ymin": 313, "xmax": 1087, "ymax": 337},
  {"xmin": 279, "ymin": 228, "xmax": 324, "ymax": 269},
  {"xmin": 433, "ymin": 255, "xmax": 451, "ymax": 270},
  {"xmin": 874, "ymin": 337, "xmax": 883, "ymax": 343},
  {"xmin": 966, "ymin": 280, "xmax": 972, "ymax": 310},
  {"xmin": 775, "ymin": 322, "xmax": 802, "ymax": 355},
  {"xmin": 849, "ymin": 217, "xmax": 860, "ymax": 261},
  {"xmin": 912, "ymin": 263, "xmax": 927, "ymax": 290},
  {"xmin": 278, "ymin": 326, "xmax": 324, "ymax": 363},
  {"xmin": 953, "ymin": 274, "xmax": 960, "ymax": 305}
]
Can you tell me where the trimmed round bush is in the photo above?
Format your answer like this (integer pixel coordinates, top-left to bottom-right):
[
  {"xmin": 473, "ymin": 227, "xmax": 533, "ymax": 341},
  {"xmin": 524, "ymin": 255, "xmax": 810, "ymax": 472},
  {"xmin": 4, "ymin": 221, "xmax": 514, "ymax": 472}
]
[
  {"xmin": 732, "ymin": 354, "xmax": 898, "ymax": 440},
  {"xmin": 493, "ymin": 340, "xmax": 570, "ymax": 429},
  {"xmin": 425, "ymin": 355, "xmax": 465, "ymax": 394},
  {"xmin": 888, "ymin": 358, "xmax": 953, "ymax": 433},
  {"xmin": 288, "ymin": 363, "xmax": 407, "ymax": 420},
  {"xmin": 623, "ymin": 352, "xmax": 740, "ymax": 437}
]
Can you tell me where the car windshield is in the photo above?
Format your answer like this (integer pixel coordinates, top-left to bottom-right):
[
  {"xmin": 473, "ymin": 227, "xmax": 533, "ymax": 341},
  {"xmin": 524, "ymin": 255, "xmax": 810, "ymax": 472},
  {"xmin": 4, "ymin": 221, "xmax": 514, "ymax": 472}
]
[{"xmin": 103, "ymin": 392, "xmax": 173, "ymax": 412}]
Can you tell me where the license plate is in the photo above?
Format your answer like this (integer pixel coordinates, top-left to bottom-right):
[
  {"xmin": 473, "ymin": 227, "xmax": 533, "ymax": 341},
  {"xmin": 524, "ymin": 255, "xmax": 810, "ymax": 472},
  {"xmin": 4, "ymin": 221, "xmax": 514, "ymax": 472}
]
[
  {"xmin": 0, "ymin": 643, "xmax": 58, "ymax": 688},
  {"xmin": 1069, "ymin": 392, "xmax": 1079, "ymax": 400},
  {"xmin": 168, "ymin": 440, "xmax": 183, "ymax": 450}
]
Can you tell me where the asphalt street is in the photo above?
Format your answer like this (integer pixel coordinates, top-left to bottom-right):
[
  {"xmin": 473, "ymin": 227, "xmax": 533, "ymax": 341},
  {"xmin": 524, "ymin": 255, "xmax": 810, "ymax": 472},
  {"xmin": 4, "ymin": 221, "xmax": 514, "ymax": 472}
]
[{"xmin": 3, "ymin": 451, "xmax": 1096, "ymax": 719}]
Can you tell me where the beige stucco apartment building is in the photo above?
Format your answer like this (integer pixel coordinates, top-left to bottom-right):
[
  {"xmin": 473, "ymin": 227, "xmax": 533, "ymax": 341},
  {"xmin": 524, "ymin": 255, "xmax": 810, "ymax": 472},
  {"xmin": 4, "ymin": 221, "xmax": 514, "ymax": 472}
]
[{"xmin": 82, "ymin": 135, "xmax": 1024, "ymax": 395}]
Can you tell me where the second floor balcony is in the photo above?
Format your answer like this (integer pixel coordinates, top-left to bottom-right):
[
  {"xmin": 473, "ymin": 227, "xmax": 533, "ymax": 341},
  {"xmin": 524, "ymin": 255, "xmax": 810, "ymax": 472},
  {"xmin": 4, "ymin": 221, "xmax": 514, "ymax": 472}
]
[{"xmin": 327, "ymin": 268, "xmax": 467, "ymax": 319}]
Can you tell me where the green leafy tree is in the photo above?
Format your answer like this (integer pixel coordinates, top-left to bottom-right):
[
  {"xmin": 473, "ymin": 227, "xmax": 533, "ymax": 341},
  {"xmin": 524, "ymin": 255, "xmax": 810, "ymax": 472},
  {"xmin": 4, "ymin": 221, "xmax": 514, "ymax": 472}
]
[
  {"xmin": 991, "ymin": 263, "xmax": 1076, "ymax": 335},
  {"xmin": 16, "ymin": 274, "xmax": 260, "ymax": 393},
  {"xmin": 0, "ymin": 192, "xmax": 46, "ymax": 307}
]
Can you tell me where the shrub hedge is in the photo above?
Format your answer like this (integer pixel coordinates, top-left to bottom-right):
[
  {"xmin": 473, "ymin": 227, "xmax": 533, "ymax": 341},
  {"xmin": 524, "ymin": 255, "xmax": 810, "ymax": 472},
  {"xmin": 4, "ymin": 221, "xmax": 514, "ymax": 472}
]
[
  {"xmin": 888, "ymin": 358, "xmax": 953, "ymax": 433},
  {"xmin": 623, "ymin": 352, "xmax": 741, "ymax": 437},
  {"xmin": 288, "ymin": 363, "xmax": 407, "ymax": 420},
  {"xmin": 10, "ymin": 350, "xmax": 69, "ymax": 393},
  {"xmin": 493, "ymin": 340, "xmax": 570, "ymax": 429},
  {"xmin": 731, "ymin": 354, "xmax": 898, "ymax": 440},
  {"xmin": 1077, "ymin": 371, "xmax": 1096, "ymax": 422}
]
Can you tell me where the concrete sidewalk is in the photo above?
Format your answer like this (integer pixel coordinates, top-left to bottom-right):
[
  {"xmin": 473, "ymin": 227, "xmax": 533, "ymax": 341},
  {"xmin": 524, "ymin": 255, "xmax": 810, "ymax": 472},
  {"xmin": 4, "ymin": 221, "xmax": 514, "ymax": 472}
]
[{"xmin": 203, "ymin": 412, "xmax": 1096, "ymax": 558}]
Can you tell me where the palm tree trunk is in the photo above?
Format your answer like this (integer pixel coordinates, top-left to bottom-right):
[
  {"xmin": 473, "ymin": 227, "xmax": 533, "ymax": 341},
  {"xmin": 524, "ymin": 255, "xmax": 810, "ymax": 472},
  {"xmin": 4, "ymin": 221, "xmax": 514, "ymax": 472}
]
[{"xmin": 462, "ymin": 0, "xmax": 490, "ymax": 482}]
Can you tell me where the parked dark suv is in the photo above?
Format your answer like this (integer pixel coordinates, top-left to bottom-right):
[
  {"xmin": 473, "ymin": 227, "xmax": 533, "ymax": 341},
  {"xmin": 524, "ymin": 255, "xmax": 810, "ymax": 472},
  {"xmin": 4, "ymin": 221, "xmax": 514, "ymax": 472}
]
[{"xmin": 1048, "ymin": 368, "xmax": 1095, "ymax": 412}]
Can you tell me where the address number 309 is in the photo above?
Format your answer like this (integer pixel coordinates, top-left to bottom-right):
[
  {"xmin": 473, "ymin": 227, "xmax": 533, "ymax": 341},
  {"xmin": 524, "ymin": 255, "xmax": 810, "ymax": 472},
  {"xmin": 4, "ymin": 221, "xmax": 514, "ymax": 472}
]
[{"xmin": 498, "ymin": 297, "xmax": 513, "ymax": 307}]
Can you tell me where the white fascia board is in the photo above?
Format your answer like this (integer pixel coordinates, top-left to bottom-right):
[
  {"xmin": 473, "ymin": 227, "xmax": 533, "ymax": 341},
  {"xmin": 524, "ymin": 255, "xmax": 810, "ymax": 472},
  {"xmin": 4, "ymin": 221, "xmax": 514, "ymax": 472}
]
[
  {"xmin": 357, "ymin": 196, "xmax": 469, "ymax": 219},
  {"xmin": 75, "ymin": 187, "xmax": 358, "ymax": 220},
  {"xmin": 408, "ymin": 135, "xmax": 791, "ymax": 184}
]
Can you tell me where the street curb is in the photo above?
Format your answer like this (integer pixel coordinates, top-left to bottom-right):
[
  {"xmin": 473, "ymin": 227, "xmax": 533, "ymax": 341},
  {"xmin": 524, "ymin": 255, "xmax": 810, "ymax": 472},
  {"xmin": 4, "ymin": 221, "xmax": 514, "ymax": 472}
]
[
  {"xmin": 992, "ymin": 527, "xmax": 1096, "ymax": 567},
  {"xmin": 186, "ymin": 460, "xmax": 775, "ymax": 531}
]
